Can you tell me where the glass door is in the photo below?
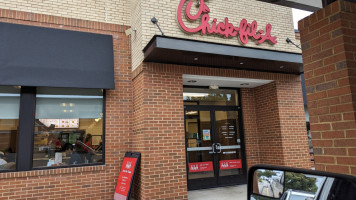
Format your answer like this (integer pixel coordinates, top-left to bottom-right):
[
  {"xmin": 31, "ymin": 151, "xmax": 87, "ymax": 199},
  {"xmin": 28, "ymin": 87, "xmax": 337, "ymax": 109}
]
[
  {"xmin": 184, "ymin": 108, "xmax": 246, "ymax": 190},
  {"xmin": 184, "ymin": 88, "xmax": 246, "ymax": 190},
  {"xmin": 185, "ymin": 110, "xmax": 217, "ymax": 189},
  {"xmin": 215, "ymin": 110, "xmax": 245, "ymax": 186}
]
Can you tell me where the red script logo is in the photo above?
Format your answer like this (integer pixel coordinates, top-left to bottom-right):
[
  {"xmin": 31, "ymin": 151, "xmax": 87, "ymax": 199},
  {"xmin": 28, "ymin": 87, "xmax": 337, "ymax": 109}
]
[{"xmin": 177, "ymin": 0, "xmax": 277, "ymax": 44}]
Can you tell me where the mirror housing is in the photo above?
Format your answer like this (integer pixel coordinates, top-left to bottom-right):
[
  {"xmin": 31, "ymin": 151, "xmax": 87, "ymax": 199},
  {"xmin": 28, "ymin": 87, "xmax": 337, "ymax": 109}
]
[{"xmin": 248, "ymin": 165, "xmax": 356, "ymax": 200}]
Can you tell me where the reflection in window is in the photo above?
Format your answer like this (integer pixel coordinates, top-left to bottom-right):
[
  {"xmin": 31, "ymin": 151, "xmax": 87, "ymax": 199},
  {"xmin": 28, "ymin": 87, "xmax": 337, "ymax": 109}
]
[
  {"xmin": 0, "ymin": 86, "xmax": 20, "ymax": 171},
  {"xmin": 183, "ymin": 88, "xmax": 238, "ymax": 106},
  {"xmin": 33, "ymin": 88, "xmax": 104, "ymax": 168}
]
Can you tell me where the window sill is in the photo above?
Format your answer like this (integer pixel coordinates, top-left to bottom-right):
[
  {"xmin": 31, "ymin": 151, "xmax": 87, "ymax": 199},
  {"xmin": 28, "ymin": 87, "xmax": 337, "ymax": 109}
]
[{"xmin": 0, "ymin": 164, "xmax": 106, "ymax": 179}]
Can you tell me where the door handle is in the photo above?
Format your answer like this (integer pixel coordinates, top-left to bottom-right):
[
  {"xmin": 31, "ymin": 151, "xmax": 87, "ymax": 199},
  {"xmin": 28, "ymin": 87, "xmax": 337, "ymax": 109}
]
[
  {"xmin": 214, "ymin": 143, "xmax": 222, "ymax": 153},
  {"xmin": 216, "ymin": 143, "xmax": 222, "ymax": 153},
  {"xmin": 211, "ymin": 144, "xmax": 215, "ymax": 154}
]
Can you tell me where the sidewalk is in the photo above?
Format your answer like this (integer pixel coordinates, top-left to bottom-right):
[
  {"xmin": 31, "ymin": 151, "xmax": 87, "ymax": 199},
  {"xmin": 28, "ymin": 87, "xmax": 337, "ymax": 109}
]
[{"xmin": 188, "ymin": 185, "xmax": 247, "ymax": 200}]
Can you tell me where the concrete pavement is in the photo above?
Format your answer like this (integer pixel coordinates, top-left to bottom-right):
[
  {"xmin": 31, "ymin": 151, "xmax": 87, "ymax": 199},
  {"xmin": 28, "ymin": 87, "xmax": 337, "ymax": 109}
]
[{"xmin": 188, "ymin": 185, "xmax": 247, "ymax": 200}]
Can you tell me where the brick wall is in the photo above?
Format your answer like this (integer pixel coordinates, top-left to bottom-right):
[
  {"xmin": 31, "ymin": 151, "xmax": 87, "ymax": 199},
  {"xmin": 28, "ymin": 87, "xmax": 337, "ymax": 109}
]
[
  {"xmin": 299, "ymin": 0, "xmax": 356, "ymax": 175},
  {"xmin": 131, "ymin": 0, "xmax": 301, "ymax": 70},
  {"xmin": 240, "ymin": 88, "xmax": 261, "ymax": 167},
  {"xmin": 0, "ymin": 8, "xmax": 133, "ymax": 199},
  {"xmin": 0, "ymin": 0, "xmax": 130, "ymax": 26},
  {"xmin": 243, "ymin": 81, "xmax": 312, "ymax": 169},
  {"xmin": 276, "ymin": 81, "xmax": 313, "ymax": 168},
  {"xmin": 254, "ymin": 82, "xmax": 285, "ymax": 166},
  {"xmin": 132, "ymin": 67, "xmax": 188, "ymax": 200}
]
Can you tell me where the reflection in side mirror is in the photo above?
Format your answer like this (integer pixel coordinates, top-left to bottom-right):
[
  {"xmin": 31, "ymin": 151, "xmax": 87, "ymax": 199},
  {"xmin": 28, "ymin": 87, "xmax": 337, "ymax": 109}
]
[
  {"xmin": 248, "ymin": 165, "xmax": 356, "ymax": 200},
  {"xmin": 253, "ymin": 169, "xmax": 284, "ymax": 198}
]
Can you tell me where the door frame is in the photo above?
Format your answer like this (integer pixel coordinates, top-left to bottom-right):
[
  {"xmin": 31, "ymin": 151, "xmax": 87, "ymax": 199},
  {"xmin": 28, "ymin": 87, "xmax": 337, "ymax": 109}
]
[{"xmin": 183, "ymin": 87, "xmax": 248, "ymax": 190}]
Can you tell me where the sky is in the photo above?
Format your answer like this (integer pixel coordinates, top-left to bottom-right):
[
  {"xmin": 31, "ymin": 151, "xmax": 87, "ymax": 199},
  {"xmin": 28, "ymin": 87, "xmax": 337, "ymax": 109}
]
[{"xmin": 292, "ymin": 8, "xmax": 313, "ymax": 30}]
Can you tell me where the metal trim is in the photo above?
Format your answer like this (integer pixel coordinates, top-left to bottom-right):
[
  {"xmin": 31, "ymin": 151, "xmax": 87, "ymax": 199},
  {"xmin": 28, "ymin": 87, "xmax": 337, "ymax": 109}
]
[
  {"xmin": 187, "ymin": 147, "xmax": 213, "ymax": 151},
  {"xmin": 220, "ymin": 145, "xmax": 241, "ymax": 150}
]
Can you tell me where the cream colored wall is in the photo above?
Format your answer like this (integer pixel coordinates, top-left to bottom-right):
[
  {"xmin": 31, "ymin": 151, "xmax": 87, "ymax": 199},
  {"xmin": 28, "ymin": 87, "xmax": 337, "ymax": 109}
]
[
  {"xmin": 0, "ymin": 0, "xmax": 130, "ymax": 25},
  {"xmin": 0, "ymin": 0, "xmax": 300, "ymax": 71},
  {"xmin": 131, "ymin": 0, "xmax": 301, "ymax": 70},
  {"xmin": 130, "ymin": 0, "xmax": 144, "ymax": 69}
]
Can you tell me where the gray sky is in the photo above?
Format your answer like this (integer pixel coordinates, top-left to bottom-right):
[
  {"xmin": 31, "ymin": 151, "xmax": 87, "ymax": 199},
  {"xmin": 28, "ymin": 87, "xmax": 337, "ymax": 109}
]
[{"xmin": 293, "ymin": 8, "xmax": 313, "ymax": 29}]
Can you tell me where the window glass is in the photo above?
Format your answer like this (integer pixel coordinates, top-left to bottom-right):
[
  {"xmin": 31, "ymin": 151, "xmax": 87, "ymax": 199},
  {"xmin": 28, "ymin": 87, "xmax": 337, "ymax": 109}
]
[
  {"xmin": 183, "ymin": 88, "xmax": 238, "ymax": 106},
  {"xmin": 33, "ymin": 88, "xmax": 104, "ymax": 168},
  {"xmin": 0, "ymin": 86, "xmax": 20, "ymax": 171}
]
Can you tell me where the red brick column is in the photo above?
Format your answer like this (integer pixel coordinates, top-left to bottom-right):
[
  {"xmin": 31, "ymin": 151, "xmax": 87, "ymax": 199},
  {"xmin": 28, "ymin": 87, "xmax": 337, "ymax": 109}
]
[
  {"xmin": 241, "ymin": 88, "xmax": 261, "ymax": 167},
  {"xmin": 132, "ymin": 68, "xmax": 188, "ymax": 200},
  {"xmin": 299, "ymin": 0, "xmax": 356, "ymax": 175},
  {"xmin": 250, "ymin": 81, "xmax": 311, "ymax": 168}
]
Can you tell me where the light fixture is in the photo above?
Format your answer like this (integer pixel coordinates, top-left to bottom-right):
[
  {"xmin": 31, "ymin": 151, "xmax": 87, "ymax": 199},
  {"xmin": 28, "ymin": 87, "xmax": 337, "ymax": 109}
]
[
  {"xmin": 61, "ymin": 103, "xmax": 66, "ymax": 107},
  {"xmin": 95, "ymin": 118, "xmax": 101, "ymax": 122},
  {"xmin": 186, "ymin": 111, "xmax": 198, "ymax": 115},
  {"xmin": 240, "ymin": 62, "xmax": 244, "ymax": 65},
  {"xmin": 63, "ymin": 110, "xmax": 67, "ymax": 113},
  {"xmin": 209, "ymin": 85, "xmax": 219, "ymax": 90},
  {"xmin": 280, "ymin": 66, "xmax": 284, "ymax": 69},
  {"xmin": 187, "ymin": 80, "xmax": 197, "ymax": 83},
  {"xmin": 286, "ymin": 38, "xmax": 301, "ymax": 50},
  {"xmin": 69, "ymin": 103, "xmax": 74, "ymax": 107},
  {"xmin": 125, "ymin": 28, "xmax": 136, "ymax": 36},
  {"xmin": 194, "ymin": 57, "xmax": 198, "ymax": 61},
  {"xmin": 69, "ymin": 110, "xmax": 73, "ymax": 113},
  {"xmin": 151, "ymin": 17, "xmax": 165, "ymax": 36}
]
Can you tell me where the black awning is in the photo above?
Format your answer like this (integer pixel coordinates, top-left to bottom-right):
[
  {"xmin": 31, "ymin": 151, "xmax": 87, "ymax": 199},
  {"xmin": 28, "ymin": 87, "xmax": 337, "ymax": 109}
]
[
  {"xmin": 143, "ymin": 36, "xmax": 303, "ymax": 74},
  {"xmin": 0, "ymin": 22, "xmax": 114, "ymax": 89}
]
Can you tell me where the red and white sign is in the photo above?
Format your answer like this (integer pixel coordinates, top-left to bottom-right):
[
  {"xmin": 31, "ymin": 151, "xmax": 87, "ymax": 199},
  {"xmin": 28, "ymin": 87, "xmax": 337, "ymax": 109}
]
[
  {"xmin": 114, "ymin": 157, "xmax": 138, "ymax": 200},
  {"xmin": 219, "ymin": 159, "xmax": 242, "ymax": 170},
  {"xmin": 177, "ymin": 0, "xmax": 277, "ymax": 45},
  {"xmin": 189, "ymin": 161, "xmax": 213, "ymax": 173}
]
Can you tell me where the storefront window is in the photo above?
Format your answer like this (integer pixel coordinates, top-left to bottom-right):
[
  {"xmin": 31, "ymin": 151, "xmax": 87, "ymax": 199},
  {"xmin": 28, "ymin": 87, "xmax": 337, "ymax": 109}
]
[
  {"xmin": 0, "ymin": 86, "xmax": 20, "ymax": 171},
  {"xmin": 33, "ymin": 88, "xmax": 104, "ymax": 168}
]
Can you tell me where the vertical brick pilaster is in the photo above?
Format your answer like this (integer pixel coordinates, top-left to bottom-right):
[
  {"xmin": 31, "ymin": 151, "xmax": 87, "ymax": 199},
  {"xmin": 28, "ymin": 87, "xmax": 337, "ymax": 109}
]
[
  {"xmin": 300, "ymin": 0, "xmax": 356, "ymax": 175},
  {"xmin": 254, "ymin": 82, "xmax": 285, "ymax": 166},
  {"xmin": 276, "ymin": 81, "xmax": 312, "ymax": 168},
  {"xmin": 250, "ymin": 81, "xmax": 311, "ymax": 169},
  {"xmin": 132, "ymin": 68, "xmax": 188, "ymax": 200},
  {"xmin": 241, "ymin": 88, "xmax": 261, "ymax": 168}
]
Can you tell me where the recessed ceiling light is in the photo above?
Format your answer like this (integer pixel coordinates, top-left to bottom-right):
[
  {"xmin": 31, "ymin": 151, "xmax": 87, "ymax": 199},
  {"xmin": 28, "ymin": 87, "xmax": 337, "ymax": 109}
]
[
  {"xmin": 280, "ymin": 66, "xmax": 284, "ymax": 69},
  {"xmin": 194, "ymin": 57, "xmax": 198, "ymax": 61},
  {"xmin": 240, "ymin": 83, "xmax": 249, "ymax": 86},
  {"xmin": 240, "ymin": 62, "xmax": 244, "ymax": 65},
  {"xmin": 187, "ymin": 80, "xmax": 197, "ymax": 83}
]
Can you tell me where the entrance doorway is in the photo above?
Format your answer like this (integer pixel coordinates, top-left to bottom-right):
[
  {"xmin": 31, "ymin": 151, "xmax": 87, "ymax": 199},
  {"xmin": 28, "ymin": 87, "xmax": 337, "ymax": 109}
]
[{"xmin": 184, "ymin": 87, "xmax": 247, "ymax": 190}]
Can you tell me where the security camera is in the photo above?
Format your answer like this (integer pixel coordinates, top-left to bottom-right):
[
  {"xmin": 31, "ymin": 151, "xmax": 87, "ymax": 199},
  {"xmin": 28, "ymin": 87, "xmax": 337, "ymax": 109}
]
[{"xmin": 125, "ymin": 28, "xmax": 136, "ymax": 36}]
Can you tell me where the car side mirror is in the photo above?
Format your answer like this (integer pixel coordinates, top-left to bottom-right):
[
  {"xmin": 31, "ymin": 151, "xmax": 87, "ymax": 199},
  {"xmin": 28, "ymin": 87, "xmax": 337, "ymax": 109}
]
[{"xmin": 248, "ymin": 165, "xmax": 356, "ymax": 200}]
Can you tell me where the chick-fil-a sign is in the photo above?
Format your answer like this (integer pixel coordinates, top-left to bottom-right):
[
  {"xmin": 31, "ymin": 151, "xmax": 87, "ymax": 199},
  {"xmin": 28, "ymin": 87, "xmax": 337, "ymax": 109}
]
[{"xmin": 177, "ymin": 0, "xmax": 277, "ymax": 45}]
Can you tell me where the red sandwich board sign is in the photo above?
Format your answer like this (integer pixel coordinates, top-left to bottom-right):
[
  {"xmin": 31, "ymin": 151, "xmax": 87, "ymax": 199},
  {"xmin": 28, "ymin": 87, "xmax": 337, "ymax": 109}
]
[{"xmin": 114, "ymin": 152, "xmax": 141, "ymax": 200}]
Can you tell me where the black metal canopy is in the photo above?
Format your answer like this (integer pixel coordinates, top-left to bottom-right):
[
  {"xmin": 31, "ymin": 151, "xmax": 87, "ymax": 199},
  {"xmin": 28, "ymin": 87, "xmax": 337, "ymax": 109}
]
[
  {"xmin": 143, "ymin": 36, "xmax": 303, "ymax": 74},
  {"xmin": 0, "ymin": 22, "xmax": 115, "ymax": 89}
]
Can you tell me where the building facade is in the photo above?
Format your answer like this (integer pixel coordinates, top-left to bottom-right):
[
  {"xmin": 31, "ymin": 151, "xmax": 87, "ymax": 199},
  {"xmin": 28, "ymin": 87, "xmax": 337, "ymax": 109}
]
[{"xmin": 0, "ymin": 0, "xmax": 313, "ymax": 199}]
